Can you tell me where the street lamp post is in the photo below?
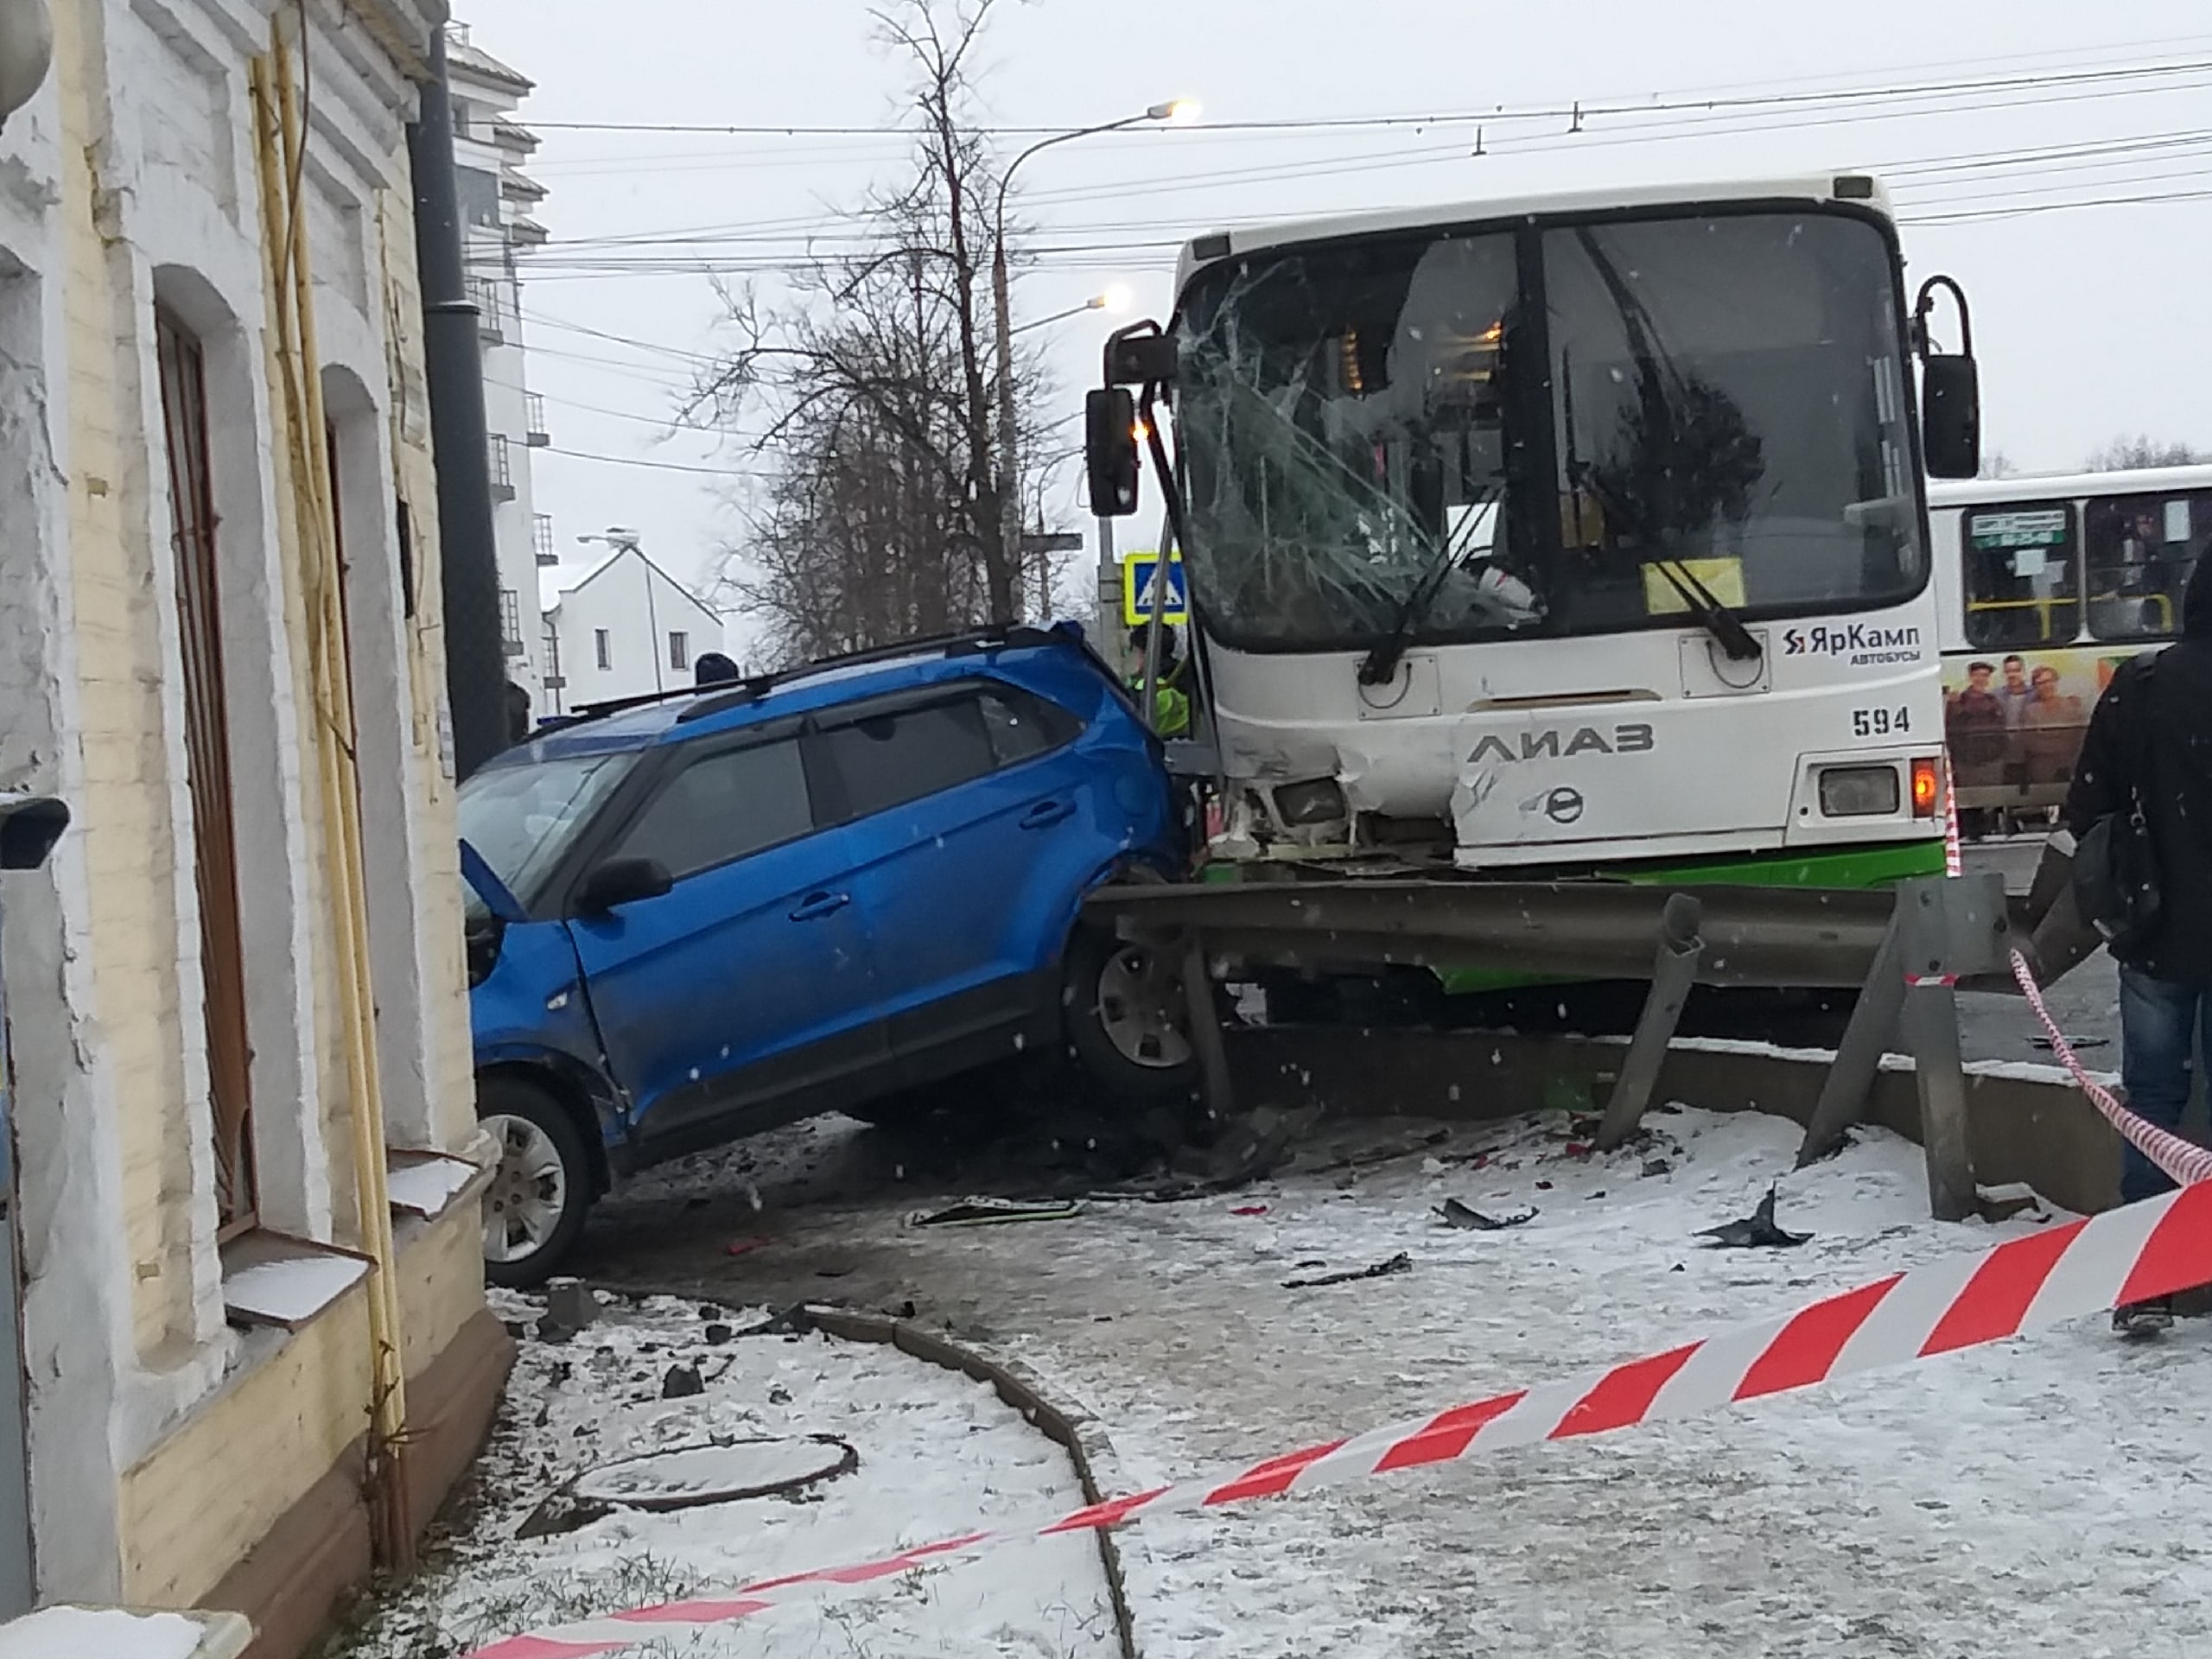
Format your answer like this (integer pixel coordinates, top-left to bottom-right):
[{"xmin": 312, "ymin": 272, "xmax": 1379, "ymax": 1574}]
[
  {"xmin": 1009, "ymin": 289, "xmax": 1131, "ymax": 340},
  {"xmin": 990, "ymin": 102, "xmax": 1192, "ymax": 620}
]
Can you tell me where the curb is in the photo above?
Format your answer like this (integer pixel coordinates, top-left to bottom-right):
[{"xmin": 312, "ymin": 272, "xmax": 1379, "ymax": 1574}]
[{"xmin": 601, "ymin": 1289, "xmax": 1143, "ymax": 1659}]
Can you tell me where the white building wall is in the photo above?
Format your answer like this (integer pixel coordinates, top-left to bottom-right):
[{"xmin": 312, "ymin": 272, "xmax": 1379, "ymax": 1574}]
[
  {"xmin": 541, "ymin": 548, "xmax": 726, "ymax": 711},
  {"xmin": 0, "ymin": 0, "xmax": 477, "ymax": 1605}
]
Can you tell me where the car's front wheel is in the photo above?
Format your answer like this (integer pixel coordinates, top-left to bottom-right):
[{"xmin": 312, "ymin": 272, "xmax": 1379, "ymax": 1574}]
[
  {"xmin": 478, "ymin": 1076, "xmax": 593, "ymax": 1289},
  {"xmin": 1062, "ymin": 926, "xmax": 1201, "ymax": 1107}
]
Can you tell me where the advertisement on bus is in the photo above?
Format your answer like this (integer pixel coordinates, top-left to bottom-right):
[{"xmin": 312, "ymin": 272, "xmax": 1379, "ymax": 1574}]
[{"xmin": 1941, "ymin": 646, "xmax": 2133, "ymax": 804}]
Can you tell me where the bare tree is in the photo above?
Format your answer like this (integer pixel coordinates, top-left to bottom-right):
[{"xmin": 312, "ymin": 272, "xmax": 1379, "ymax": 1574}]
[
  {"xmin": 2086, "ymin": 435, "xmax": 2205, "ymax": 472},
  {"xmin": 688, "ymin": 0, "xmax": 1067, "ymax": 662}
]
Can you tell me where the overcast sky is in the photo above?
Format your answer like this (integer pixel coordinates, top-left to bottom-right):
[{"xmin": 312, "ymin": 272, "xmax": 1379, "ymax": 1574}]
[{"xmin": 461, "ymin": 0, "xmax": 2212, "ymax": 658}]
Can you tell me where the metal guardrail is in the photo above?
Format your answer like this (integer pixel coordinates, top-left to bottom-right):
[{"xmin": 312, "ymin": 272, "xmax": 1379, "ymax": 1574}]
[
  {"xmin": 1090, "ymin": 872, "xmax": 2018, "ymax": 1224},
  {"xmin": 1090, "ymin": 878, "xmax": 1903, "ymax": 989}
]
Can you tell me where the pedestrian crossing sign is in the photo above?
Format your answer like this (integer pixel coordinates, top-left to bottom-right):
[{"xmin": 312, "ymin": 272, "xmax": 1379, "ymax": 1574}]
[{"xmin": 1120, "ymin": 550, "xmax": 1188, "ymax": 626}]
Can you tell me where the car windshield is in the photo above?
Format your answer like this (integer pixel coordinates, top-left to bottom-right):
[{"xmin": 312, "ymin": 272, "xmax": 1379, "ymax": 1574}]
[
  {"xmin": 458, "ymin": 752, "xmax": 635, "ymax": 918},
  {"xmin": 1176, "ymin": 206, "xmax": 1923, "ymax": 651}
]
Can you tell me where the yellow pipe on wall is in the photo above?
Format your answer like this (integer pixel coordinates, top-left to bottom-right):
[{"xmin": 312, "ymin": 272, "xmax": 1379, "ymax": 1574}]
[{"xmin": 251, "ymin": 11, "xmax": 413, "ymax": 1567}]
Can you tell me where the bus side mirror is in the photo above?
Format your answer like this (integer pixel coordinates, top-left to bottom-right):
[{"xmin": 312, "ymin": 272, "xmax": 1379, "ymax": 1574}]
[
  {"xmin": 1086, "ymin": 387, "xmax": 1141, "ymax": 518},
  {"xmin": 1921, "ymin": 354, "xmax": 1980, "ymax": 480},
  {"xmin": 1929, "ymin": 353, "xmax": 1981, "ymax": 477},
  {"xmin": 1913, "ymin": 274, "xmax": 1980, "ymax": 480}
]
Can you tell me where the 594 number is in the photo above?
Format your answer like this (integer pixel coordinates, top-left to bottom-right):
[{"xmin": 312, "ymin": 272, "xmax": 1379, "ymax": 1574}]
[{"xmin": 1851, "ymin": 706, "xmax": 1911, "ymax": 739}]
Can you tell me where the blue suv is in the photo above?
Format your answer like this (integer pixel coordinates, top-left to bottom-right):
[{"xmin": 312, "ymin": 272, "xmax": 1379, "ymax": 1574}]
[{"xmin": 460, "ymin": 627, "xmax": 1189, "ymax": 1284}]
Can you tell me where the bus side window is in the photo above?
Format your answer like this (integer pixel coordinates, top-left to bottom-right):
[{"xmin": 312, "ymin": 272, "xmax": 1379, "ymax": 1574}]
[
  {"xmin": 2084, "ymin": 490, "xmax": 2209, "ymax": 643},
  {"xmin": 1961, "ymin": 504, "xmax": 2077, "ymax": 649}
]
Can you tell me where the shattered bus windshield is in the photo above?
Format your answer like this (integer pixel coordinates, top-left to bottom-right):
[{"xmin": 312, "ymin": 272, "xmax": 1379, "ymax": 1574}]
[{"xmin": 1176, "ymin": 207, "xmax": 1925, "ymax": 652}]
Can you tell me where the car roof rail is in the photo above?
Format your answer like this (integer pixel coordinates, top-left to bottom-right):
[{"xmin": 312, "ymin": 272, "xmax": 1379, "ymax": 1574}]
[{"xmin": 671, "ymin": 625, "xmax": 1065, "ymax": 727}]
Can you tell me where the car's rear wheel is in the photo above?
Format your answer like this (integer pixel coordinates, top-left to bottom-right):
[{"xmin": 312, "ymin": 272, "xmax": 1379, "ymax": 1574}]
[
  {"xmin": 1062, "ymin": 926, "xmax": 1201, "ymax": 1106},
  {"xmin": 478, "ymin": 1076, "xmax": 593, "ymax": 1289}
]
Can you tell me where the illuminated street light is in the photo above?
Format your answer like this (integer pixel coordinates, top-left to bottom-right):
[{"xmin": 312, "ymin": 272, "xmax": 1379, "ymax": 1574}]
[{"xmin": 990, "ymin": 100, "xmax": 1196, "ymax": 607}]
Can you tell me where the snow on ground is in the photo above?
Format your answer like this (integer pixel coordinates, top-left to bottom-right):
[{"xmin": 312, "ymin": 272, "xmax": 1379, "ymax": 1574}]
[
  {"xmin": 964, "ymin": 1108, "xmax": 2212, "ymax": 1659},
  {"xmin": 327, "ymin": 1294, "xmax": 1116, "ymax": 1659},
  {"xmin": 614, "ymin": 1103, "xmax": 2212, "ymax": 1659},
  {"xmin": 0, "ymin": 1607, "xmax": 215, "ymax": 1659},
  {"xmin": 374, "ymin": 1101, "xmax": 2212, "ymax": 1659}
]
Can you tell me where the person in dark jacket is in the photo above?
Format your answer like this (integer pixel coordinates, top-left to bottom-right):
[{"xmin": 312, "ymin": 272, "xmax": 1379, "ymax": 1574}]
[
  {"xmin": 693, "ymin": 651, "xmax": 743, "ymax": 688},
  {"xmin": 2058, "ymin": 553, "xmax": 2212, "ymax": 1334},
  {"xmin": 505, "ymin": 681, "xmax": 531, "ymax": 747}
]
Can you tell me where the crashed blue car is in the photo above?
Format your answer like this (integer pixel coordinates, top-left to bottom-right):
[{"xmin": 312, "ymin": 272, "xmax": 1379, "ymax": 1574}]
[{"xmin": 461, "ymin": 627, "xmax": 1189, "ymax": 1284}]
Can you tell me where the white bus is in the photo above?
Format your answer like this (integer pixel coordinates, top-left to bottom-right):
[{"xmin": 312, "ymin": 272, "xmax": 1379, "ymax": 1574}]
[
  {"xmin": 1102, "ymin": 175, "xmax": 1973, "ymax": 910},
  {"xmin": 1929, "ymin": 464, "xmax": 2211, "ymax": 824}
]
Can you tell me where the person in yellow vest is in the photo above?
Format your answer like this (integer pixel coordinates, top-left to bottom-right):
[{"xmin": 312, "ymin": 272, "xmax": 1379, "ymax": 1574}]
[{"xmin": 1128, "ymin": 622, "xmax": 1192, "ymax": 738}]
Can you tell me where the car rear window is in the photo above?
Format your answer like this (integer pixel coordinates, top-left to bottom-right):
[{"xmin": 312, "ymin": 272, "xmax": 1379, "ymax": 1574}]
[
  {"xmin": 615, "ymin": 739, "xmax": 813, "ymax": 880},
  {"xmin": 820, "ymin": 697, "xmax": 998, "ymax": 820}
]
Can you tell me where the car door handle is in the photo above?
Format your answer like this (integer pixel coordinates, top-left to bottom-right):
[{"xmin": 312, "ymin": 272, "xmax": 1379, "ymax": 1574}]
[
  {"xmin": 1020, "ymin": 798, "xmax": 1076, "ymax": 830},
  {"xmin": 789, "ymin": 891, "xmax": 851, "ymax": 922}
]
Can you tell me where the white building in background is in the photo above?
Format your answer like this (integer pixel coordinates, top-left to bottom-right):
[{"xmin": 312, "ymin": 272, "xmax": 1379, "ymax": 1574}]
[
  {"xmin": 447, "ymin": 24, "xmax": 554, "ymax": 715},
  {"xmin": 540, "ymin": 543, "xmax": 728, "ymax": 714}
]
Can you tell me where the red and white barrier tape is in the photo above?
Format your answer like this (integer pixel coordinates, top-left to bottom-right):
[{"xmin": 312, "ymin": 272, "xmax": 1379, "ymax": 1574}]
[
  {"xmin": 2010, "ymin": 949, "xmax": 2212, "ymax": 1185},
  {"xmin": 1942, "ymin": 756, "xmax": 1964, "ymax": 878},
  {"xmin": 476, "ymin": 953, "xmax": 2211, "ymax": 1659},
  {"xmin": 475, "ymin": 1184, "xmax": 2212, "ymax": 1656}
]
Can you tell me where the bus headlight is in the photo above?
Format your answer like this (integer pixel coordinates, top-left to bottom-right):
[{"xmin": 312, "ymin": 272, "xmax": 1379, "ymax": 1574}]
[
  {"xmin": 1273, "ymin": 778, "xmax": 1348, "ymax": 828},
  {"xmin": 1819, "ymin": 765, "xmax": 1903, "ymax": 817}
]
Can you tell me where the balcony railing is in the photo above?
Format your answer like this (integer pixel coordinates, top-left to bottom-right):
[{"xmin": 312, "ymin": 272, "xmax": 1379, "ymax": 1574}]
[
  {"xmin": 525, "ymin": 391, "xmax": 550, "ymax": 448},
  {"xmin": 468, "ymin": 276, "xmax": 505, "ymax": 343}
]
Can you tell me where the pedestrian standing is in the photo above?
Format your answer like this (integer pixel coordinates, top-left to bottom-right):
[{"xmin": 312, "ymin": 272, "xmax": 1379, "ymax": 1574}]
[{"xmin": 2062, "ymin": 554, "xmax": 2212, "ymax": 1335}]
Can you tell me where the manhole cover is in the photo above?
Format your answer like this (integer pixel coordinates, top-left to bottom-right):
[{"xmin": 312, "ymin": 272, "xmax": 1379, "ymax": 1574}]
[{"xmin": 572, "ymin": 1436, "xmax": 858, "ymax": 1512}]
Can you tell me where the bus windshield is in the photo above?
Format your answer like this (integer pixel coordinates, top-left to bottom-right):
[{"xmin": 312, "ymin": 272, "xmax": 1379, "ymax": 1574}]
[{"xmin": 1176, "ymin": 206, "xmax": 1924, "ymax": 652}]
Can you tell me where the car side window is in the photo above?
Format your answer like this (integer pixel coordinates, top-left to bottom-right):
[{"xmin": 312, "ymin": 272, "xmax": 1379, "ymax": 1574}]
[
  {"xmin": 614, "ymin": 739, "xmax": 813, "ymax": 881},
  {"xmin": 821, "ymin": 697, "xmax": 999, "ymax": 819},
  {"xmin": 980, "ymin": 687, "xmax": 1081, "ymax": 766}
]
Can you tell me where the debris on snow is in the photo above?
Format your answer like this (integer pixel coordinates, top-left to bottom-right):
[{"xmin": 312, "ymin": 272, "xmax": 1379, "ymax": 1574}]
[
  {"xmin": 330, "ymin": 1294, "xmax": 1116, "ymax": 1659},
  {"xmin": 1433, "ymin": 1198, "xmax": 1536, "ymax": 1231},
  {"xmin": 571, "ymin": 1436, "xmax": 859, "ymax": 1511},
  {"xmin": 910, "ymin": 1197, "xmax": 1083, "ymax": 1228},
  {"xmin": 1283, "ymin": 1252, "xmax": 1413, "ymax": 1289},
  {"xmin": 1696, "ymin": 1185, "xmax": 1812, "ymax": 1249}
]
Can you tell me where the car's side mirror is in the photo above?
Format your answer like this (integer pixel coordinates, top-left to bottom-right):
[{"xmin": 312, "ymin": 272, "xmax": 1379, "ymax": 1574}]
[
  {"xmin": 574, "ymin": 856, "xmax": 673, "ymax": 915},
  {"xmin": 1086, "ymin": 387, "xmax": 1140, "ymax": 519},
  {"xmin": 1913, "ymin": 274, "xmax": 1980, "ymax": 480}
]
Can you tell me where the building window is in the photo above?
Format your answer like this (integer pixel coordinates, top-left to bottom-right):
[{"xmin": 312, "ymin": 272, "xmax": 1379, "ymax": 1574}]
[
  {"xmin": 542, "ymin": 618, "xmax": 564, "ymax": 698},
  {"xmin": 668, "ymin": 631, "xmax": 690, "ymax": 672},
  {"xmin": 533, "ymin": 512, "xmax": 556, "ymax": 565},
  {"xmin": 499, "ymin": 588, "xmax": 524, "ymax": 655},
  {"xmin": 595, "ymin": 628, "xmax": 612, "ymax": 671},
  {"xmin": 155, "ymin": 308, "xmax": 258, "ymax": 1236}
]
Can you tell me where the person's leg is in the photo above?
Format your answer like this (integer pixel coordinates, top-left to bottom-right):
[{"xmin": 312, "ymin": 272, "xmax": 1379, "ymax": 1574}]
[{"xmin": 2116, "ymin": 968, "xmax": 2200, "ymax": 1205}]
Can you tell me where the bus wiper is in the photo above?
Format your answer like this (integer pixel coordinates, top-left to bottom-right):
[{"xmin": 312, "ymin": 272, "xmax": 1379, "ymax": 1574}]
[
  {"xmin": 1648, "ymin": 553, "xmax": 1764, "ymax": 663},
  {"xmin": 1357, "ymin": 481, "xmax": 1510, "ymax": 687},
  {"xmin": 1567, "ymin": 228, "xmax": 1764, "ymax": 665}
]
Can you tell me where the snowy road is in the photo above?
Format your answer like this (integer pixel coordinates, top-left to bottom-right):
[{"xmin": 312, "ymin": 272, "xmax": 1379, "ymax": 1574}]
[{"xmin": 590, "ymin": 1108, "xmax": 2210, "ymax": 1659}]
